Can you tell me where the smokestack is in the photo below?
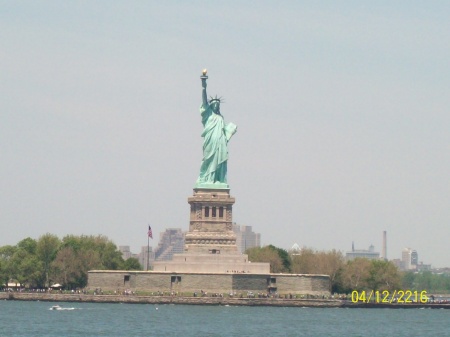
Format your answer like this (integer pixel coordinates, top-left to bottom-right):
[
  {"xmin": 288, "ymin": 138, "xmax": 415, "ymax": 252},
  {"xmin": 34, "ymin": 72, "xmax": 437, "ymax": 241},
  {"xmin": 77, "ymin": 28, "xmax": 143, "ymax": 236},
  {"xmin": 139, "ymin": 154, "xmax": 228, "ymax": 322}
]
[{"xmin": 382, "ymin": 231, "xmax": 387, "ymax": 260}]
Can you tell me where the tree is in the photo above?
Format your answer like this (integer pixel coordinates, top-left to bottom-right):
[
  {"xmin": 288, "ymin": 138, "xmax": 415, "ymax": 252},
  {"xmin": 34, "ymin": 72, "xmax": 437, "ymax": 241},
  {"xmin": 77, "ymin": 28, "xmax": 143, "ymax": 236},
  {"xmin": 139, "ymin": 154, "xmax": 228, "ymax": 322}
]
[
  {"xmin": 401, "ymin": 271, "xmax": 416, "ymax": 289},
  {"xmin": 2, "ymin": 234, "xmax": 129, "ymax": 289},
  {"xmin": 54, "ymin": 234, "xmax": 125, "ymax": 288},
  {"xmin": 122, "ymin": 257, "xmax": 142, "ymax": 271},
  {"xmin": 414, "ymin": 271, "xmax": 433, "ymax": 291},
  {"xmin": 0, "ymin": 245, "xmax": 17, "ymax": 286},
  {"xmin": 366, "ymin": 260, "xmax": 401, "ymax": 291},
  {"xmin": 61, "ymin": 234, "xmax": 124, "ymax": 270},
  {"xmin": 315, "ymin": 250, "xmax": 345, "ymax": 292},
  {"xmin": 0, "ymin": 259, "xmax": 4, "ymax": 288},
  {"xmin": 36, "ymin": 234, "xmax": 61, "ymax": 287},
  {"xmin": 51, "ymin": 247, "xmax": 80, "ymax": 288},
  {"xmin": 246, "ymin": 246, "xmax": 286, "ymax": 273},
  {"xmin": 76, "ymin": 249, "xmax": 102, "ymax": 287},
  {"xmin": 268, "ymin": 245, "xmax": 291, "ymax": 272},
  {"xmin": 97, "ymin": 239, "xmax": 124, "ymax": 270},
  {"xmin": 290, "ymin": 248, "xmax": 344, "ymax": 292},
  {"xmin": 13, "ymin": 251, "xmax": 42, "ymax": 287},
  {"xmin": 401, "ymin": 271, "xmax": 450, "ymax": 293},
  {"xmin": 430, "ymin": 273, "xmax": 450, "ymax": 292},
  {"xmin": 17, "ymin": 238, "xmax": 37, "ymax": 255},
  {"xmin": 291, "ymin": 248, "xmax": 317, "ymax": 274},
  {"xmin": 340, "ymin": 258, "xmax": 372, "ymax": 292}
]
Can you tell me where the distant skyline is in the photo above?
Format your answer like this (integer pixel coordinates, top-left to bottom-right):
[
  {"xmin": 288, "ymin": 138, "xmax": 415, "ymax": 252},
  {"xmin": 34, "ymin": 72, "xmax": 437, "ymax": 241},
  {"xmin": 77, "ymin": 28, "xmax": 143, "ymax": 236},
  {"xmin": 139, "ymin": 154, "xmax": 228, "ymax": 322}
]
[
  {"xmin": 124, "ymin": 227, "xmax": 430, "ymax": 268},
  {"xmin": 1, "ymin": 2, "xmax": 449, "ymax": 267}
]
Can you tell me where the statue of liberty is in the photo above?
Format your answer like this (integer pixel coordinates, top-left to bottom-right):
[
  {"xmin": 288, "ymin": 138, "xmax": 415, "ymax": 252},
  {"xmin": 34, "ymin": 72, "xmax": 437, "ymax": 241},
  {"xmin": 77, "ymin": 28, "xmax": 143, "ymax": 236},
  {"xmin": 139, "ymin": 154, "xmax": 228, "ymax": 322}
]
[{"xmin": 195, "ymin": 70, "xmax": 237, "ymax": 188}]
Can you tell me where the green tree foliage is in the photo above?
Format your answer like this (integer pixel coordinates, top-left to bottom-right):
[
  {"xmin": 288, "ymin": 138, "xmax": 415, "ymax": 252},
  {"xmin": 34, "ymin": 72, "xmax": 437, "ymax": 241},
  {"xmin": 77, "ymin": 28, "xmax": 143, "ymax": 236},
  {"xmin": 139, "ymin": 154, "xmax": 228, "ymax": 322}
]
[
  {"xmin": 338, "ymin": 259, "xmax": 401, "ymax": 292},
  {"xmin": 402, "ymin": 271, "xmax": 450, "ymax": 293},
  {"xmin": 1, "ymin": 233, "xmax": 127, "ymax": 290},
  {"xmin": 13, "ymin": 238, "xmax": 43, "ymax": 287},
  {"xmin": 429, "ymin": 273, "xmax": 450, "ymax": 292},
  {"xmin": 36, "ymin": 234, "xmax": 61, "ymax": 287},
  {"xmin": 0, "ymin": 245, "xmax": 17, "ymax": 286},
  {"xmin": 51, "ymin": 247, "xmax": 78, "ymax": 287},
  {"xmin": 0, "ymin": 259, "xmax": 3, "ymax": 287},
  {"xmin": 291, "ymin": 248, "xmax": 317, "ymax": 274},
  {"xmin": 246, "ymin": 246, "xmax": 290, "ymax": 273},
  {"xmin": 290, "ymin": 248, "xmax": 403, "ymax": 292},
  {"xmin": 122, "ymin": 257, "xmax": 142, "ymax": 271},
  {"xmin": 316, "ymin": 250, "xmax": 344, "ymax": 292},
  {"xmin": 17, "ymin": 238, "xmax": 37, "ymax": 255},
  {"xmin": 366, "ymin": 260, "xmax": 401, "ymax": 291},
  {"xmin": 60, "ymin": 235, "xmax": 124, "ymax": 270},
  {"xmin": 401, "ymin": 271, "xmax": 416, "ymax": 289},
  {"xmin": 0, "ymin": 241, "xmax": 44, "ymax": 288},
  {"xmin": 49, "ymin": 234, "xmax": 125, "ymax": 288},
  {"xmin": 340, "ymin": 258, "xmax": 372, "ymax": 291},
  {"xmin": 9, "ymin": 249, "xmax": 42, "ymax": 287},
  {"xmin": 267, "ymin": 245, "xmax": 291, "ymax": 272},
  {"xmin": 290, "ymin": 248, "xmax": 345, "ymax": 292}
]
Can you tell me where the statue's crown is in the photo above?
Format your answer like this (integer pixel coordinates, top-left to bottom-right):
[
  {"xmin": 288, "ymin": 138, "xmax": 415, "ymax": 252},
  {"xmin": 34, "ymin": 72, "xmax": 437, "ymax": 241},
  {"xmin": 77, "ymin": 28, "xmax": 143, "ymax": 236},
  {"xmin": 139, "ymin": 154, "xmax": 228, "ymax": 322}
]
[{"xmin": 209, "ymin": 95, "xmax": 224, "ymax": 104}]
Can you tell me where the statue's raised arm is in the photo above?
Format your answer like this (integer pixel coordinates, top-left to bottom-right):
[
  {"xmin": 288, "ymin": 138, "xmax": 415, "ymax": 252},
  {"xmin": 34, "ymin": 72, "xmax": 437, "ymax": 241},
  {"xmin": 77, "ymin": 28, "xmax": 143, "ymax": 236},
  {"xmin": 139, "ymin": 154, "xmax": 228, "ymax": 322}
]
[
  {"xmin": 195, "ymin": 70, "xmax": 237, "ymax": 189},
  {"xmin": 200, "ymin": 69, "xmax": 208, "ymax": 107}
]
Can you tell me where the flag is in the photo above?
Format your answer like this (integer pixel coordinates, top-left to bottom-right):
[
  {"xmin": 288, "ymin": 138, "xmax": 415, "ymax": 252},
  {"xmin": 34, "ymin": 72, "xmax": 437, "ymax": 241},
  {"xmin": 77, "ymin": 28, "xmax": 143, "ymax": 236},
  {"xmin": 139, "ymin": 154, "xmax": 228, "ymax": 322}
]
[{"xmin": 148, "ymin": 225, "xmax": 153, "ymax": 239}]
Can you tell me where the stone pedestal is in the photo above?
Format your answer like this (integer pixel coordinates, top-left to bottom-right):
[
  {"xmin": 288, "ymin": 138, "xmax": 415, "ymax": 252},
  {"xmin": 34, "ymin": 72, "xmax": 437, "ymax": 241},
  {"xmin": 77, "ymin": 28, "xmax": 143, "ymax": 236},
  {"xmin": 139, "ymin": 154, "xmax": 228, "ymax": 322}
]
[
  {"xmin": 153, "ymin": 253, "xmax": 270, "ymax": 273},
  {"xmin": 153, "ymin": 187, "xmax": 270, "ymax": 274},
  {"xmin": 185, "ymin": 188, "xmax": 237, "ymax": 254}
]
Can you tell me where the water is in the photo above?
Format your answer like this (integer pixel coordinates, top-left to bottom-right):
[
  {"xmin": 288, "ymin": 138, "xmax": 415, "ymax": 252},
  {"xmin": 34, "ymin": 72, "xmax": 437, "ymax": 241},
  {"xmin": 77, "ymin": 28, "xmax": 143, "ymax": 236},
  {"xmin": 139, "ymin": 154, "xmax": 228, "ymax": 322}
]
[{"xmin": 1, "ymin": 300, "xmax": 448, "ymax": 337}]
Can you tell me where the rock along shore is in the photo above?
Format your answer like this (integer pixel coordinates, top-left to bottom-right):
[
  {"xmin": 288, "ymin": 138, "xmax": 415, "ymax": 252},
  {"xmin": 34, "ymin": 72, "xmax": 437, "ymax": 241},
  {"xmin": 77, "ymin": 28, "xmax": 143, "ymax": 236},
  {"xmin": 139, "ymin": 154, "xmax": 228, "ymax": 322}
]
[{"xmin": 2, "ymin": 292, "xmax": 450, "ymax": 309}]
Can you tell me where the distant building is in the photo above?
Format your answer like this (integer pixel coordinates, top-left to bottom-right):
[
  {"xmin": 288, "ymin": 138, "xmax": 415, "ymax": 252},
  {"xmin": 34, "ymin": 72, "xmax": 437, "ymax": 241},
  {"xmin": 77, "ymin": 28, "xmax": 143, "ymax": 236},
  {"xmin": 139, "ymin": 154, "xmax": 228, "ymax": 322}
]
[
  {"xmin": 402, "ymin": 248, "xmax": 418, "ymax": 270},
  {"xmin": 119, "ymin": 245, "xmax": 142, "ymax": 261},
  {"xmin": 139, "ymin": 246, "xmax": 155, "ymax": 270},
  {"xmin": 391, "ymin": 258, "xmax": 403, "ymax": 269},
  {"xmin": 119, "ymin": 246, "xmax": 132, "ymax": 260},
  {"xmin": 232, "ymin": 224, "xmax": 261, "ymax": 253},
  {"xmin": 346, "ymin": 243, "xmax": 380, "ymax": 260},
  {"xmin": 416, "ymin": 262, "xmax": 432, "ymax": 272},
  {"xmin": 154, "ymin": 228, "xmax": 185, "ymax": 261},
  {"xmin": 290, "ymin": 243, "xmax": 301, "ymax": 255}
]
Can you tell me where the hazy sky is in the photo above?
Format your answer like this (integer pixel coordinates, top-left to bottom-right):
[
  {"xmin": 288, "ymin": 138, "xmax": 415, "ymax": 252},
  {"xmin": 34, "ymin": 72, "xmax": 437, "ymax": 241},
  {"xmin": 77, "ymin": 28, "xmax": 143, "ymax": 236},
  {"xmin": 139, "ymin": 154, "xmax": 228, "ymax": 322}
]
[{"xmin": 1, "ymin": 1, "xmax": 449, "ymax": 267}]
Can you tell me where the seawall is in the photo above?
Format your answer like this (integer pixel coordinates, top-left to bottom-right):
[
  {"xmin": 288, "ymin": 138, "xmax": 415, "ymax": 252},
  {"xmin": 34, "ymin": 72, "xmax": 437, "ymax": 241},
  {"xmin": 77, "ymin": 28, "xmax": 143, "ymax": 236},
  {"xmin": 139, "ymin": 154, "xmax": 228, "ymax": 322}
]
[
  {"xmin": 2, "ymin": 292, "xmax": 450, "ymax": 309},
  {"xmin": 0, "ymin": 292, "xmax": 339, "ymax": 307}
]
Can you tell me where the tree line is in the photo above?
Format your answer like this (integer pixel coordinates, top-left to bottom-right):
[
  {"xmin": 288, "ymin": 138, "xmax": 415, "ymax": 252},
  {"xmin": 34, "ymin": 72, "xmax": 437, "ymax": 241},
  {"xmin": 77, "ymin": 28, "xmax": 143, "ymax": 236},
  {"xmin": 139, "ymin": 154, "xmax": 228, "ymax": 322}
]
[
  {"xmin": 246, "ymin": 245, "xmax": 450, "ymax": 293},
  {"xmin": 2, "ymin": 236, "xmax": 449, "ymax": 293},
  {"xmin": 0, "ymin": 234, "xmax": 141, "ymax": 290}
]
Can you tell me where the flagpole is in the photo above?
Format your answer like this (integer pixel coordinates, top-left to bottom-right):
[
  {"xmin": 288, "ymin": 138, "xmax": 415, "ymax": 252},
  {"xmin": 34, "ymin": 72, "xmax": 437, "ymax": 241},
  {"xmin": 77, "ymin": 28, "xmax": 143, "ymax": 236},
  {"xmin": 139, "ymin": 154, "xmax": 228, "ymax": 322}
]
[{"xmin": 147, "ymin": 234, "xmax": 150, "ymax": 271}]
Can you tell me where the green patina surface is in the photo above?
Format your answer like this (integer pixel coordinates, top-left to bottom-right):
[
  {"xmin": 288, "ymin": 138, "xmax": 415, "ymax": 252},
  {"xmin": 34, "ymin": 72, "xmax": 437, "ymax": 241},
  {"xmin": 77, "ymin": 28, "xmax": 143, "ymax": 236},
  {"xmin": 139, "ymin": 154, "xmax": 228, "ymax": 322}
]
[
  {"xmin": 195, "ymin": 71, "xmax": 237, "ymax": 189},
  {"xmin": 195, "ymin": 182, "xmax": 230, "ymax": 189}
]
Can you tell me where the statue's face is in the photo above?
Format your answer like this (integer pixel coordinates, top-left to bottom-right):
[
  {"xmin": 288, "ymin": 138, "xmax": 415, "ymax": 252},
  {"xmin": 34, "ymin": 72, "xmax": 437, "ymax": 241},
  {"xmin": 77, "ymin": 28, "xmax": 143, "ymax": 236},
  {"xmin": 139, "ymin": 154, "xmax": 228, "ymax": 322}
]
[{"xmin": 211, "ymin": 102, "xmax": 220, "ymax": 113}]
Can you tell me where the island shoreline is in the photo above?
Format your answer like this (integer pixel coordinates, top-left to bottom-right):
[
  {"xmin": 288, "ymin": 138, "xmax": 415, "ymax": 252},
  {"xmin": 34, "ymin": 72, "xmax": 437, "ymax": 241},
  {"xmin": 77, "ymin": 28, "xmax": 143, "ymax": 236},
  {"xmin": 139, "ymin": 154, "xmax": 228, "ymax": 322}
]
[{"xmin": 1, "ymin": 292, "xmax": 449, "ymax": 309}]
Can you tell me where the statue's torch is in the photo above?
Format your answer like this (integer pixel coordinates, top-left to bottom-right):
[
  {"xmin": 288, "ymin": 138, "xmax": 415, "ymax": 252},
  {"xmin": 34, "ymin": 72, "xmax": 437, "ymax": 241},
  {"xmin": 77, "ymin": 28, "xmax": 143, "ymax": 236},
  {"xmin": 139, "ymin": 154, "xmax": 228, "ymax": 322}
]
[{"xmin": 200, "ymin": 68, "xmax": 208, "ymax": 80}]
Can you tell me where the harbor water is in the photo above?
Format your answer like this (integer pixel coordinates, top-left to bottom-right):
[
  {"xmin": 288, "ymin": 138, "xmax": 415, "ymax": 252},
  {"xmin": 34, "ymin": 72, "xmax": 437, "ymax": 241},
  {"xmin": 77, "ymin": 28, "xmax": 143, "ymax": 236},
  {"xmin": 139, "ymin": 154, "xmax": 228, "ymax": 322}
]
[{"xmin": 1, "ymin": 300, "xmax": 448, "ymax": 336}]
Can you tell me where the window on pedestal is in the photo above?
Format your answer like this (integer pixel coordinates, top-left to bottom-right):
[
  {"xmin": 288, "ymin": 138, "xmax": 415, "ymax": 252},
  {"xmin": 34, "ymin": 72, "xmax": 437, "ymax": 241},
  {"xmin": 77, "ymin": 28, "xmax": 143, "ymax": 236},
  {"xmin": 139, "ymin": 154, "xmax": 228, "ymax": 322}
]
[
  {"xmin": 212, "ymin": 207, "xmax": 216, "ymax": 217},
  {"xmin": 219, "ymin": 207, "xmax": 224, "ymax": 218},
  {"xmin": 205, "ymin": 206, "xmax": 209, "ymax": 217}
]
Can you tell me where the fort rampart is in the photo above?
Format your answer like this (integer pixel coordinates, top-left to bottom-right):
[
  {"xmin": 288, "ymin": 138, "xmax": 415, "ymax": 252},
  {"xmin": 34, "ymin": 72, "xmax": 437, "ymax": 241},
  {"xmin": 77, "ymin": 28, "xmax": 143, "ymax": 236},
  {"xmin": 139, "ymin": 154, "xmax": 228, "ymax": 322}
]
[{"xmin": 87, "ymin": 270, "xmax": 330, "ymax": 296}]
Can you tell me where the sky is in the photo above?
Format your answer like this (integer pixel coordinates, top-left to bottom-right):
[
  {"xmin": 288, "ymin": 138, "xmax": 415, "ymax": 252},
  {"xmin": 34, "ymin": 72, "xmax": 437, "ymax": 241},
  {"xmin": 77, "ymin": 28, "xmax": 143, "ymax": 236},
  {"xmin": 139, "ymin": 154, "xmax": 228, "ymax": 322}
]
[{"xmin": 1, "ymin": 1, "xmax": 449, "ymax": 267}]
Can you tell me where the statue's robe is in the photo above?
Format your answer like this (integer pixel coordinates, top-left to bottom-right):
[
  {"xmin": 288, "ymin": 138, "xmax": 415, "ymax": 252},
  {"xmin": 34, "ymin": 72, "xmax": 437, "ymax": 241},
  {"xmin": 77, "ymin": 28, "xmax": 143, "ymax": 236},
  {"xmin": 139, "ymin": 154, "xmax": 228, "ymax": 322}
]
[{"xmin": 196, "ymin": 103, "xmax": 236, "ymax": 185}]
